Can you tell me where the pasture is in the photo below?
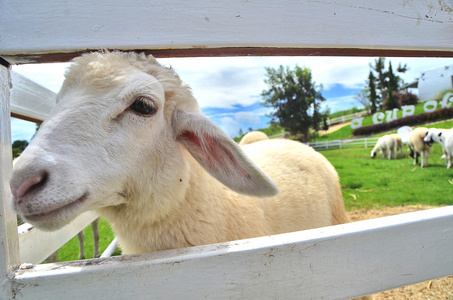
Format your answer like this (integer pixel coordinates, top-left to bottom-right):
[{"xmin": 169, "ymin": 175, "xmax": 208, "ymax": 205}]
[
  {"xmin": 322, "ymin": 143, "xmax": 453, "ymax": 210},
  {"xmin": 56, "ymin": 141, "xmax": 453, "ymax": 262}
]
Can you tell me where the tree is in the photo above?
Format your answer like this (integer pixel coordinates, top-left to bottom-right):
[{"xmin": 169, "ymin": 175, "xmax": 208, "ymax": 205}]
[
  {"xmin": 384, "ymin": 62, "xmax": 400, "ymax": 110},
  {"xmin": 261, "ymin": 65, "xmax": 327, "ymax": 142},
  {"xmin": 370, "ymin": 57, "xmax": 387, "ymax": 107},
  {"xmin": 355, "ymin": 89, "xmax": 371, "ymax": 114},
  {"xmin": 370, "ymin": 58, "xmax": 409, "ymax": 109},
  {"xmin": 12, "ymin": 140, "xmax": 29, "ymax": 158}
]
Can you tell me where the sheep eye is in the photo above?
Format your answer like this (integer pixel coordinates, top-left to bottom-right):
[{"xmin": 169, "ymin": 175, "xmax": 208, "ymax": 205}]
[{"xmin": 129, "ymin": 97, "xmax": 156, "ymax": 115}]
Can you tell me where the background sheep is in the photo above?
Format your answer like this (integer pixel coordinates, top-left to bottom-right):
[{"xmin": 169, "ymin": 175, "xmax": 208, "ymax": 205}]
[
  {"xmin": 10, "ymin": 51, "xmax": 349, "ymax": 256},
  {"xmin": 238, "ymin": 131, "xmax": 269, "ymax": 145},
  {"xmin": 370, "ymin": 134, "xmax": 403, "ymax": 160},
  {"xmin": 424, "ymin": 128, "xmax": 453, "ymax": 168},
  {"xmin": 408, "ymin": 127, "xmax": 432, "ymax": 168}
]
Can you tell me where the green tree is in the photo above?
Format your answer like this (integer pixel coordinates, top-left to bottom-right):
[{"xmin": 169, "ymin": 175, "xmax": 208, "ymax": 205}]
[
  {"xmin": 261, "ymin": 65, "xmax": 327, "ymax": 142},
  {"xmin": 370, "ymin": 57, "xmax": 387, "ymax": 107},
  {"xmin": 385, "ymin": 62, "xmax": 400, "ymax": 110},
  {"xmin": 368, "ymin": 71, "xmax": 378, "ymax": 113},
  {"xmin": 12, "ymin": 140, "xmax": 29, "ymax": 159},
  {"xmin": 370, "ymin": 58, "xmax": 409, "ymax": 109}
]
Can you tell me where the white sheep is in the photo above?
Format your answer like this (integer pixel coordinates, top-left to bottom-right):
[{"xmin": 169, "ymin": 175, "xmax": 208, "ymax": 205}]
[
  {"xmin": 370, "ymin": 134, "xmax": 403, "ymax": 160},
  {"xmin": 423, "ymin": 128, "xmax": 453, "ymax": 169},
  {"xmin": 10, "ymin": 51, "xmax": 349, "ymax": 256},
  {"xmin": 238, "ymin": 131, "xmax": 269, "ymax": 145},
  {"xmin": 408, "ymin": 127, "xmax": 432, "ymax": 168}
]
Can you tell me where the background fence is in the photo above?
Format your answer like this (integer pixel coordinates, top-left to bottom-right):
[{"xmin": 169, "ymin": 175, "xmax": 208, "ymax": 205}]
[{"xmin": 307, "ymin": 137, "xmax": 380, "ymax": 150}]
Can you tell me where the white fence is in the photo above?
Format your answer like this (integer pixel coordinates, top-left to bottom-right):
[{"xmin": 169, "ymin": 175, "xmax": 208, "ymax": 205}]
[
  {"xmin": 1, "ymin": 1, "xmax": 453, "ymax": 300},
  {"xmin": 326, "ymin": 111, "xmax": 368, "ymax": 126},
  {"xmin": 308, "ymin": 137, "xmax": 380, "ymax": 150}
]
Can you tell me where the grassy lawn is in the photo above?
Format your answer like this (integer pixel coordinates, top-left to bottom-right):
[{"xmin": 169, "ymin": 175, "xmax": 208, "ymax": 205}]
[
  {"xmin": 321, "ymin": 143, "xmax": 453, "ymax": 211},
  {"xmin": 56, "ymin": 218, "xmax": 118, "ymax": 262},
  {"xmin": 57, "ymin": 121, "xmax": 453, "ymax": 262}
]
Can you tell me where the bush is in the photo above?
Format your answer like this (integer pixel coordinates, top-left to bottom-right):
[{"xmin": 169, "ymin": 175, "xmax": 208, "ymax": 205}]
[
  {"xmin": 382, "ymin": 91, "xmax": 419, "ymax": 110},
  {"xmin": 397, "ymin": 91, "xmax": 419, "ymax": 106},
  {"xmin": 352, "ymin": 107, "xmax": 453, "ymax": 136}
]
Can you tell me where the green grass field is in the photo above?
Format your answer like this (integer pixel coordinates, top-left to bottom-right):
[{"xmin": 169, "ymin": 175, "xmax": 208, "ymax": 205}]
[
  {"xmin": 321, "ymin": 144, "xmax": 453, "ymax": 211},
  {"xmin": 56, "ymin": 120, "xmax": 453, "ymax": 262}
]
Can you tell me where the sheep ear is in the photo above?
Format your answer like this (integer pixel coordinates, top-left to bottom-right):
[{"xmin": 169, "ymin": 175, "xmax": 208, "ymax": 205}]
[{"xmin": 173, "ymin": 110, "xmax": 278, "ymax": 197}]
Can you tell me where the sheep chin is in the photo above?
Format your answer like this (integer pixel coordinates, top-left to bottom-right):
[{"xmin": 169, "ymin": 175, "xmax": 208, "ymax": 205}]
[{"xmin": 21, "ymin": 192, "xmax": 90, "ymax": 231}]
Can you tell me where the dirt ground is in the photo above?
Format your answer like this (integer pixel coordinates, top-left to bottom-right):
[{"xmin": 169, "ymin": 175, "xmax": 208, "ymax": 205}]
[
  {"xmin": 319, "ymin": 121, "xmax": 351, "ymax": 135},
  {"xmin": 346, "ymin": 206, "xmax": 453, "ymax": 300}
]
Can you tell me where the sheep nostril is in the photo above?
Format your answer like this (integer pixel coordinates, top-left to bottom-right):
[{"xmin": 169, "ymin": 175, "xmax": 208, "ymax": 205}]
[{"xmin": 14, "ymin": 172, "xmax": 49, "ymax": 199}]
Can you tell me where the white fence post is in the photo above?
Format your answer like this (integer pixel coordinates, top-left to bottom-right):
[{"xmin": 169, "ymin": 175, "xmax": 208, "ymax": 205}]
[{"xmin": 0, "ymin": 64, "xmax": 20, "ymax": 300}]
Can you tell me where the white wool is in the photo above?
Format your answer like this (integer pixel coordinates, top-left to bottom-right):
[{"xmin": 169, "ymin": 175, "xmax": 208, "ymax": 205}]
[
  {"xmin": 370, "ymin": 134, "xmax": 403, "ymax": 160},
  {"xmin": 408, "ymin": 127, "xmax": 432, "ymax": 168}
]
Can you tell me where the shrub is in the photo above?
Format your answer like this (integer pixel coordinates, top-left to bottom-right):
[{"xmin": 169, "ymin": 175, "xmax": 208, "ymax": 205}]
[
  {"xmin": 352, "ymin": 107, "xmax": 453, "ymax": 136},
  {"xmin": 397, "ymin": 91, "xmax": 419, "ymax": 106}
]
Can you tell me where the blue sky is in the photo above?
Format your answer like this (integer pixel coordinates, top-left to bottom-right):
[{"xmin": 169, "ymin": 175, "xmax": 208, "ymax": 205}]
[{"xmin": 11, "ymin": 56, "xmax": 453, "ymax": 140}]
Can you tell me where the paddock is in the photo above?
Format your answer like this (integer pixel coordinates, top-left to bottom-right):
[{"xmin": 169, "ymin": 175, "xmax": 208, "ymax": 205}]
[{"xmin": 1, "ymin": 1, "xmax": 453, "ymax": 299}]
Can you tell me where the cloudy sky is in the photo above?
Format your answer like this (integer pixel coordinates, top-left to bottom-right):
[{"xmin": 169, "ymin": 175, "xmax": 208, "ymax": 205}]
[{"xmin": 11, "ymin": 56, "xmax": 453, "ymax": 141}]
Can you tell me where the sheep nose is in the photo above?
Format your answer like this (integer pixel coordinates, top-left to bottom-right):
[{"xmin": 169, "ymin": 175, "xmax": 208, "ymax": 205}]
[{"xmin": 11, "ymin": 171, "xmax": 49, "ymax": 202}]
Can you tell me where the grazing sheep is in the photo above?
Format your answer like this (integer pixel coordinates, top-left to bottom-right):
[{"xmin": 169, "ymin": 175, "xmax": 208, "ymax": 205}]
[
  {"xmin": 408, "ymin": 127, "xmax": 432, "ymax": 168},
  {"xmin": 423, "ymin": 128, "xmax": 453, "ymax": 169},
  {"xmin": 370, "ymin": 134, "xmax": 403, "ymax": 160},
  {"xmin": 239, "ymin": 131, "xmax": 269, "ymax": 145},
  {"xmin": 10, "ymin": 51, "xmax": 349, "ymax": 256}
]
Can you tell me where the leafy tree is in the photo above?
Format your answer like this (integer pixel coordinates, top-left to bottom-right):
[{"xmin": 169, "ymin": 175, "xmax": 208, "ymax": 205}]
[
  {"xmin": 368, "ymin": 71, "xmax": 378, "ymax": 114},
  {"xmin": 12, "ymin": 140, "xmax": 29, "ymax": 159},
  {"xmin": 261, "ymin": 65, "xmax": 327, "ymax": 142},
  {"xmin": 355, "ymin": 89, "xmax": 371, "ymax": 114},
  {"xmin": 370, "ymin": 57, "xmax": 388, "ymax": 106},
  {"xmin": 384, "ymin": 62, "xmax": 400, "ymax": 110}
]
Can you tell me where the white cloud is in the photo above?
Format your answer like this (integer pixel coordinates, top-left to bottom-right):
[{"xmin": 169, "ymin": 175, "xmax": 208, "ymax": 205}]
[
  {"xmin": 234, "ymin": 111, "xmax": 261, "ymax": 124},
  {"xmin": 10, "ymin": 56, "xmax": 453, "ymax": 141},
  {"xmin": 219, "ymin": 117, "xmax": 241, "ymax": 137}
]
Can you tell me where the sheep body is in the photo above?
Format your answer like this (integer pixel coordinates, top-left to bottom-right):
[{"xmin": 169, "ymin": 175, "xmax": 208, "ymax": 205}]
[
  {"xmin": 370, "ymin": 134, "xmax": 403, "ymax": 160},
  {"xmin": 424, "ymin": 128, "xmax": 453, "ymax": 168},
  {"xmin": 10, "ymin": 51, "xmax": 348, "ymax": 255},
  {"xmin": 408, "ymin": 127, "xmax": 432, "ymax": 168},
  {"xmin": 239, "ymin": 131, "xmax": 269, "ymax": 145},
  {"xmin": 100, "ymin": 138, "xmax": 347, "ymax": 254}
]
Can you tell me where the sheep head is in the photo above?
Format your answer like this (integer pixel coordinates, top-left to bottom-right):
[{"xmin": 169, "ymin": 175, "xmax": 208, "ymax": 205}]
[{"xmin": 10, "ymin": 51, "xmax": 278, "ymax": 231}]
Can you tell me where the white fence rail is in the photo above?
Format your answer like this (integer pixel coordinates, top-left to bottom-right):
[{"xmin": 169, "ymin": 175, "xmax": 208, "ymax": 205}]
[
  {"xmin": 1, "ymin": 1, "xmax": 453, "ymax": 299},
  {"xmin": 308, "ymin": 137, "xmax": 380, "ymax": 150},
  {"xmin": 326, "ymin": 111, "xmax": 368, "ymax": 126}
]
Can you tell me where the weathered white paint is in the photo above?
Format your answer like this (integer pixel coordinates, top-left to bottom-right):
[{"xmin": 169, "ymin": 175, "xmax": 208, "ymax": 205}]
[
  {"xmin": 10, "ymin": 71, "xmax": 56, "ymax": 122},
  {"xmin": 0, "ymin": 65, "xmax": 20, "ymax": 299},
  {"xmin": 0, "ymin": 0, "xmax": 453, "ymax": 63},
  {"xmin": 10, "ymin": 206, "xmax": 453, "ymax": 300},
  {"xmin": 18, "ymin": 212, "xmax": 99, "ymax": 265}
]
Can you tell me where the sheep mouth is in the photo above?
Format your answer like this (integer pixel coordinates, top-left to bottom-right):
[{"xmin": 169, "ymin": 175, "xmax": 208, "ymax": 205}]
[{"xmin": 23, "ymin": 192, "xmax": 90, "ymax": 224}]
